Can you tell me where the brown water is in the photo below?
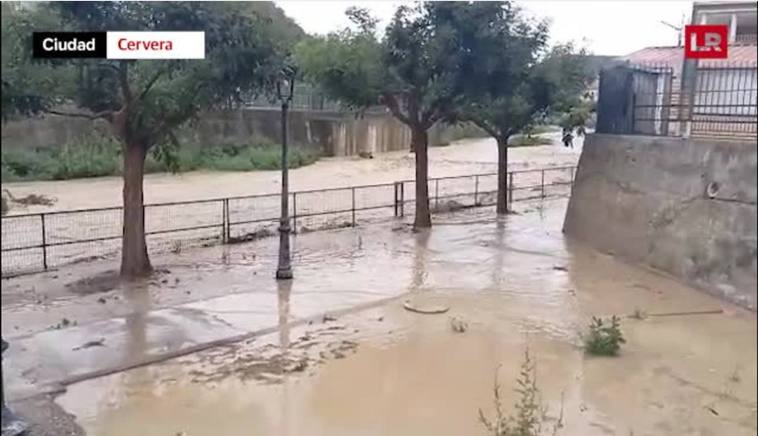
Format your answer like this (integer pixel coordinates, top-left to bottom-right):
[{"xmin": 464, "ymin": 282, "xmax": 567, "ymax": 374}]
[
  {"xmin": 39, "ymin": 200, "xmax": 756, "ymax": 436},
  {"xmin": 3, "ymin": 136, "xmax": 580, "ymax": 213}
]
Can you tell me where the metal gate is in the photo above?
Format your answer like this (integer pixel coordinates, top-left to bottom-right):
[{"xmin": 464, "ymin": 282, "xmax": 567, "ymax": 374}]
[{"xmin": 596, "ymin": 64, "xmax": 673, "ymax": 135}]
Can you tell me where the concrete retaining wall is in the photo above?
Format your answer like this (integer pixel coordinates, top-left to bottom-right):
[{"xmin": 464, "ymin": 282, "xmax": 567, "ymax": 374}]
[
  {"xmin": 1, "ymin": 108, "xmax": 446, "ymax": 157},
  {"xmin": 564, "ymin": 133, "xmax": 757, "ymax": 309}
]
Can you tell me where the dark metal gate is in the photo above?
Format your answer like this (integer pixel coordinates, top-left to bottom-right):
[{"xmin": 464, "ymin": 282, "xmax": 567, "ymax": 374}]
[
  {"xmin": 596, "ymin": 65, "xmax": 635, "ymax": 134},
  {"xmin": 596, "ymin": 64, "xmax": 674, "ymax": 136}
]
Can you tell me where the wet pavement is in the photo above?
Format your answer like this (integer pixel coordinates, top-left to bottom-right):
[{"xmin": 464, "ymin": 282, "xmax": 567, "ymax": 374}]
[{"xmin": 2, "ymin": 197, "xmax": 756, "ymax": 435}]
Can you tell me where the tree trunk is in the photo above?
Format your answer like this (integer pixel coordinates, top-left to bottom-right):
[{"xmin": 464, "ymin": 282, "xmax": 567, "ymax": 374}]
[
  {"xmin": 496, "ymin": 136, "xmax": 509, "ymax": 215},
  {"xmin": 412, "ymin": 127, "xmax": 432, "ymax": 228},
  {"xmin": 120, "ymin": 143, "xmax": 152, "ymax": 278}
]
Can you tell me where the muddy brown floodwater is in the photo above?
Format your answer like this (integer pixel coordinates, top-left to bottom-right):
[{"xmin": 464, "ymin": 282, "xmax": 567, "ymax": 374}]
[
  {"xmin": 28, "ymin": 198, "xmax": 753, "ymax": 436},
  {"xmin": 3, "ymin": 135, "xmax": 581, "ymax": 213}
]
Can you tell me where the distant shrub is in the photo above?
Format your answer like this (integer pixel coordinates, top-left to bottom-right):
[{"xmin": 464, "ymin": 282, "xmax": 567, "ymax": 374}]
[
  {"xmin": 509, "ymin": 135, "xmax": 553, "ymax": 147},
  {"xmin": 1, "ymin": 134, "xmax": 320, "ymax": 182}
]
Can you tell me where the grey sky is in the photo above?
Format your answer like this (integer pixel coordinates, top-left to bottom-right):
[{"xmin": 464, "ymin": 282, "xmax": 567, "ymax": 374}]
[{"xmin": 275, "ymin": 1, "xmax": 696, "ymax": 56}]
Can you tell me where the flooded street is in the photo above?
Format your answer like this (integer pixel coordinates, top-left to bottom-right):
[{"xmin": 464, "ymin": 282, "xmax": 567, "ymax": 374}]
[{"xmin": 4, "ymin": 197, "xmax": 753, "ymax": 436}]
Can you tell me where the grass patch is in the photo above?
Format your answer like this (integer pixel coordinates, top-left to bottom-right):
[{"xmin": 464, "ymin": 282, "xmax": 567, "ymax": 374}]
[
  {"xmin": 509, "ymin": 135, "xmax": 553, "ymax": 147},
  {"xmin": 1, "ymin": 135, "xmax": 320, "ymax": 182},
  {"xmin": 583, "ymin": 315, "xmax": 626, "ymax": 356}
]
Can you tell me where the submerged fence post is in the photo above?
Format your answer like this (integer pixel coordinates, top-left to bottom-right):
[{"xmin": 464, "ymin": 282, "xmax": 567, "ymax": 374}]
[
  {"xmin": 541, "ymin": 169, "xmax": 545, "ymax": 199},
  {"xmin": 400, "ymin": 182, "xmax": 405, "ymax": 217},
  {"xmin": 474, "ymin": 175, "xmax": 479, "ymax": 206},
  {"xmin": 351, "ymin": 187, "xmax": 356, "ymax": 227},
  {"xmin": 508, "ymin": 172, "xmax": 514, "ymax": 212},
  {"xmin": 393, "ymin": 183, "xmax": 399, "ymax": 217},
  {"xmin": 221, "ymin": 199, "xmax": 228, "ymax": 243},
  {"xmin": 434, "ymin": 179, "xmax": 439, "ymax": 210},
  {"xmin": 40, "ymin": 214, "xmax": 48, "ymax": 271},
  {"xmin": 292, "ymin": 192, "xmax": 298, "ymax": 234}
]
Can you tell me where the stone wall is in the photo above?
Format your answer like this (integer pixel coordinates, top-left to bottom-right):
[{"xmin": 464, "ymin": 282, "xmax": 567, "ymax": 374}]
[
  {"xmin": 1, "ymin": 108, "xmax": 443, "ymax": 157},
  {"xmin": 564, "ymin": 133, "xmax": 757, "ymax": 309}
]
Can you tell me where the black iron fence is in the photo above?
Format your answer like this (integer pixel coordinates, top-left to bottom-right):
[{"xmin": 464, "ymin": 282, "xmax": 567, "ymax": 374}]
[
  {"xmin": 0, "ymin": 166, "xmax": 576, "ymax": 277},
  {"xmin": 597, "ymin": 61, "xmax": 757, "ymax": 138}
]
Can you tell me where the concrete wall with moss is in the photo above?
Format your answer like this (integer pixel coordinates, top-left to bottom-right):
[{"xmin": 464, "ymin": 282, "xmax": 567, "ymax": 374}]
[{"xmin": 564, "ymin": 133, "xmax": 757, "ymax": 309}]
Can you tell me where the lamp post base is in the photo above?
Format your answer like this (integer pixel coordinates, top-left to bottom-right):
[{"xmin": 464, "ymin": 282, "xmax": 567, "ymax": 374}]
[
  {"xmin": 1, "ymin": 406, "xmax": 28, "ymax": 436},
  {"xmin": 275, "ymin": 268, "xmax": 293, "ymax": 280}
]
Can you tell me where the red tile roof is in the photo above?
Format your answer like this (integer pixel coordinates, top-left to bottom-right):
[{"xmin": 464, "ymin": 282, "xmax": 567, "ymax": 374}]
[{"xmin": 621, "ymin": 45, "xmax": 757, "ymax": 75}]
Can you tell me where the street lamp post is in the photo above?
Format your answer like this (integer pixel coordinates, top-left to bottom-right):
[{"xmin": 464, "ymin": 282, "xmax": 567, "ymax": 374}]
[
  {"xmin": 276, "ymin": 67, "xmax": 296, "ymax": 280},
  {"xmin": 2, "ymin": 338, "xmax": 28, "ymax": 436}
]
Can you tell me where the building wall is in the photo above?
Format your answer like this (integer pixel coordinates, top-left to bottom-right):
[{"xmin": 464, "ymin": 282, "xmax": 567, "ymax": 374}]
[
  {"xmin": 564, "ymin": 133, "xmax": 757, "ymax": 309},
  {"xmin": 1, "ymin": 108, "xmax": 445, "ymax": 157}
]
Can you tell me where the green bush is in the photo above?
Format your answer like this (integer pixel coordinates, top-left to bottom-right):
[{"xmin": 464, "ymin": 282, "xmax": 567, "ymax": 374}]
[
  {"xmin": 583, "ymin": 315, "xmax": 626, "ymax": 356},
  {"xmin": 51, "ymin": 136, "xmax": 121, "ymax": 180},
  {"xmin": 1, "ymin": 135, "xmax": 320, "ymax": 182},
  {"xmin": 436, "ymin": 122, "xmax": 489, "ymax": 145},
  {"xmin": 508, "ymin": 135, "xmax": 553, "ymax": 147}
]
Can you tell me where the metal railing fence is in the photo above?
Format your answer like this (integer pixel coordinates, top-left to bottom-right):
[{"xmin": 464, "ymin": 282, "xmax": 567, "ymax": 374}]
[{"xmin": 1, "ymin": 166, "xmax": 576, "ymax": 277}]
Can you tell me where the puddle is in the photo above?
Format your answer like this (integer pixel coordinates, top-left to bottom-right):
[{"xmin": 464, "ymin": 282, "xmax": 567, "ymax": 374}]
[{"xmin": 57, "ymin": 295, "xmax": 757, "ymax": 436}]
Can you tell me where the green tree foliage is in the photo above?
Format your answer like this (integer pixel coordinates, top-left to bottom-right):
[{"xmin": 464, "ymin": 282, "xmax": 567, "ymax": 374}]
[
  {"xmin": 451, "ymin": 2, "xmax": 594, "ymax": 214},
  {"xmin": 297, "ymin": 3, "xmax": 484, "ymax": 228},
  {"xmin": 1, "ymin": 2, "xmax": 73, "ymax": 119},
  {"xmin": 2, "ymin": 2, "xmax": 286, "ymax": 277}
]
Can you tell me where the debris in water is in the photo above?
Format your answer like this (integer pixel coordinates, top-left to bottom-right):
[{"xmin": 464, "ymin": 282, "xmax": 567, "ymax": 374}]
[
  {"xmin": 73, "ymin": 338, "xmax": 105, "ymax": 351},
  {"xmin": 286, "ymin": 359, "xmax": 308, "ymax": 373},
  {"xmin": 323, "ymin": 314, "xmax": 337, "ymax": 323},
  {"xmin": 645, "ymin": 309, "xmax": 724, "ymax": 318},
  {"xmin": 553, "ymin": 265, "xmax": 568, "ymax": 271},
  {"xmin": 450, "ymin": 317, "xmax": 468, "ymax": 333},
  {"xmin": 628, "ymin": 308, "xmax": 648, "ymax": 320},
  {"xmin": 403, "ymin": 300, "xmax": 449, "ymax": 315},
  {"xmin": 97, "ymin": 297, "xmax": 107, "ymax": 304},
  {"xmin": 705, "ymin": 406, "xmax": 719, "ymax": 416}
]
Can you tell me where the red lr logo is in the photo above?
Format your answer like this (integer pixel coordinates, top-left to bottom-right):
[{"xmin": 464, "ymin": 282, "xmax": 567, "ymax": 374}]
[{"xmin": 685, "ymin": 25, "xmax": 728, "ymax": 59}]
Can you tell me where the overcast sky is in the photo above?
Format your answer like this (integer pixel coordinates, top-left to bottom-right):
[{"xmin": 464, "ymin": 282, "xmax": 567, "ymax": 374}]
[{"xmin": 275, "ymin": 1, "xmax": 696, "ymax": 56}]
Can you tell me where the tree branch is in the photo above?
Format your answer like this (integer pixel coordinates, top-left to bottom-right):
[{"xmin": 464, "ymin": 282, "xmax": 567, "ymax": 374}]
[
  {"xmin": 46, "ymin": 109, "xmax": 114, "ymax": 122},
  {"xmin": 457, "ymin": 112, "xmax": 500, "ymax": 139},
  {"xmin": 136, "ymin": 69, "xmax": 165, "ymax": 103},
  {"xmin": 119, "ymin": 61, "xmax": 133, "ymax": 104},
  {"xmin": 380, "ymin": 93, "xmax": 411, "ymax": 125}
]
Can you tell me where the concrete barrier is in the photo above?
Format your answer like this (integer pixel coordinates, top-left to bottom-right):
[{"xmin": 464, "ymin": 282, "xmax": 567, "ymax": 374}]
[
  {"xmin": 1, "ymin": 108, "xmax": 456, "ymax": 157},
  {"xmin": 564, "ymin": 133, "xmax": 757, "ymax": 309}
]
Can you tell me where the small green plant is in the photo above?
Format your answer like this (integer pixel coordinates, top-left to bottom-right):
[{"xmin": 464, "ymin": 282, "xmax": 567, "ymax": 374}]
[
  {"xmin": 479, "ymin": 349, "xmax": 564, "ymax": 436},
  {"xmin": 584, "ymin": 315, "xmax": 626, "ymax": 356}
]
